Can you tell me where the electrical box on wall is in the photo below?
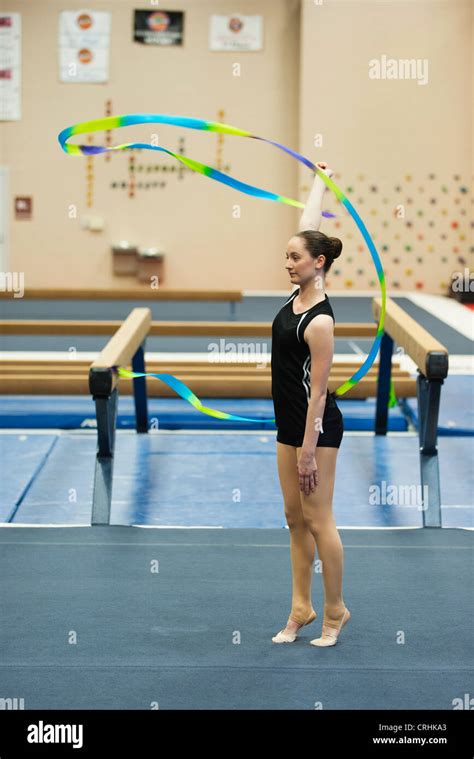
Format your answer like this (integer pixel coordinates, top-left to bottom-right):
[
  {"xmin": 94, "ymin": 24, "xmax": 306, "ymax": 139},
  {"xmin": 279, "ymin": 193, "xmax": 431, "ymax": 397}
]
[
  {"xmin": 14, "ymin": 196, "xmax": 32, "ymax": 220},
  {"xmin": 80, "ymin": 215, "xmax": 105, "ymax": 231}
]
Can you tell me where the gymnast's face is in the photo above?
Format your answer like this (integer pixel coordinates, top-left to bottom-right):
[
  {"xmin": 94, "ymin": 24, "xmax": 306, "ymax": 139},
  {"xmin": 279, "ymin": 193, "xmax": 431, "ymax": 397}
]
[{"xmin": 285, "ymin": 236, "xmax": 324, "ymax": 284}]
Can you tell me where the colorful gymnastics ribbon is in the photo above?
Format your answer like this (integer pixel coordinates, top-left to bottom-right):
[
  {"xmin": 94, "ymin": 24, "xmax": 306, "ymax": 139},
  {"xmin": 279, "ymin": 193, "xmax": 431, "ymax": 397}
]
[
  {"xmin": 388, "ymin": 378, "xmax": 398, "ymax": 408},
  {"xmin": 58, "ymin": 113, "xmax": 386, "ymax": 423},
  {"xmin": 112, "ymin": 366, "xmax": 274, "ymax": 423},
  {"xmin": 58, "ymin": 114, "xmax": 336, "ymax": 216}
]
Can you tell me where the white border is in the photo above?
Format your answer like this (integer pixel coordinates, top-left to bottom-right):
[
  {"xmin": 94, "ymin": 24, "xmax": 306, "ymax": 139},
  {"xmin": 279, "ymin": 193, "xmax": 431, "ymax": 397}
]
[
  {"xmin": 0, "ymin": 351, "xmax": 472, "ymax": 374},
  {"xmin": 0, "ymin": 524, "xmax": 471, "ymax": 532},
  {"xmin": 0, "ymin": 429, "xmax": 422, "ymax": 437},
  {"xmin": 406, "ymin": 293, "xmax": 474, "ymax": 341},
  {"xmin": 244, "ymin": 289, "xmax": 419, "ymax": 297}
]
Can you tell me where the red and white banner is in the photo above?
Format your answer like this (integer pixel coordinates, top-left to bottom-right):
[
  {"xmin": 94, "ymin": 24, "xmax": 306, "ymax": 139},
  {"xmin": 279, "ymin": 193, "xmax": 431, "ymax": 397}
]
[
  {"xmin": 0, "ymin": 13, "xmax": 21, "ymax": 121},
  {"xmin": 59, "ymin": 9, "xmax": 111, "ymax": 83}
]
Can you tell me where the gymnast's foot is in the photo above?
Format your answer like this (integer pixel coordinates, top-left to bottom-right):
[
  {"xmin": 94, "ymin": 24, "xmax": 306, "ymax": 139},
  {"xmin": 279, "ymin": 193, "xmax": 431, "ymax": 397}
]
[
  {"xmin": 272, "ymin": 609, "xmax": 317, "ymax": 643},
  {"xmin": 310, "ymin": 604, "xmax": 350, "ymax": 647}
]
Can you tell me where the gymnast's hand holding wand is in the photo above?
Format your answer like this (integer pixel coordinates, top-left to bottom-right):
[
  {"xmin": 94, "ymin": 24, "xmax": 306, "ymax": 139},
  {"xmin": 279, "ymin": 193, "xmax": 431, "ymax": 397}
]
[
  {"xmin": 296, "ymin": 161, "xmax": 334, "ymax": 495},
  {"xmin": 298, "ymin": 161, "xmax": 334, "ymax": 232}
]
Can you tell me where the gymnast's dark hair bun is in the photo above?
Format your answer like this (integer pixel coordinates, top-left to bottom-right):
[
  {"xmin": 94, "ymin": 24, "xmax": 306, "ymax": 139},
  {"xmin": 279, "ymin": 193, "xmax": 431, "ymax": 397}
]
[
  {"xmin": 295, "ymin": 230, "xmax": 343, "ymax": 273},
  {"xmin": 329, "ymin": 237, "xmax": 342, "ymax": 259}
]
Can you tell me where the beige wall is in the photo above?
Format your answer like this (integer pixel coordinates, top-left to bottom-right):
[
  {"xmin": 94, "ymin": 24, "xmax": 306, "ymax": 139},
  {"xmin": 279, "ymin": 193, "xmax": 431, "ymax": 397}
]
[
  {"xmin": 1, "ymin": 0, "xmax": 302, "ymax": 290},
  {"xmin": 299, "ymin": 0, "xmax": 473, "ymax": 293},
  {"xmin": 1, "ymin": 0, "xmax": 472, "ymax": 293}
]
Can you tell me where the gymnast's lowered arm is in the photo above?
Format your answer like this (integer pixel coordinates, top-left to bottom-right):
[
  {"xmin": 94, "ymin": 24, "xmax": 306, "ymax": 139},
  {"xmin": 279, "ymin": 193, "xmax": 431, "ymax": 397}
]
[{"xmin": 298, "ymin": 161, "xmax": 333, "ymax": 233}]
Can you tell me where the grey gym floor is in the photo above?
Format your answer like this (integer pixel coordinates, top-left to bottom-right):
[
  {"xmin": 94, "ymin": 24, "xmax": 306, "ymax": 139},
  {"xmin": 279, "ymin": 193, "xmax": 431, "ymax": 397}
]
[{"xmin": 0, "ymin": 525, "xmax": 472, "ymax": 709}]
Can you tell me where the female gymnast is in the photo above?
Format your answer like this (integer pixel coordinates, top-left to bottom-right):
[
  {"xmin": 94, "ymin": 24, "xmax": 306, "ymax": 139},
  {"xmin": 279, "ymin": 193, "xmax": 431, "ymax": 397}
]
[{"xmin": 271, "ymin": 162, "xmax": 350, "ymax": 647}]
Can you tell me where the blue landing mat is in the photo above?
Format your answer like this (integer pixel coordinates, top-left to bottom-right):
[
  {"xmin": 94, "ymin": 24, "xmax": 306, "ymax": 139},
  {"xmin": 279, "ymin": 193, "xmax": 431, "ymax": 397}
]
[
  {"xmin": 1, "ymin": 432, "xmax": 472, "ymax": 528},
  {"xmin": 403, "ymin": 375, "xmax": 474, "ymax": 435},
  {"xmin": 0, "ymin": 395, "xmax": 408, "ymax": 431}
]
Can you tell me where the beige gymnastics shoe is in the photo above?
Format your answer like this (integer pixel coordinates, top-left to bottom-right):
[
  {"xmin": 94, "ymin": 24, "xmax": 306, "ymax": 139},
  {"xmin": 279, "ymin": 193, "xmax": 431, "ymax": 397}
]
[
  {"xmin": 309, "ymin": 607, "xmax": 350, "ymax": 647},
  {"xmin": 272, "ymin": 609, "xmax": 317, "ymax": 643}
]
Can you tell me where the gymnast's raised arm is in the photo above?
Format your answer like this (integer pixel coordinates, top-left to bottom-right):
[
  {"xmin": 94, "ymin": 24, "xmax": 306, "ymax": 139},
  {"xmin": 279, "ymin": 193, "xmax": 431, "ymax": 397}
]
[{"xmin": 298, "ymin": 161, "xmax": 333, "ymax": 232}]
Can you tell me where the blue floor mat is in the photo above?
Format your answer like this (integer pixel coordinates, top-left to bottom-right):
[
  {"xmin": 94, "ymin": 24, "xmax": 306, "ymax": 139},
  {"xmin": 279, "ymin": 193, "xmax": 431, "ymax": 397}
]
[{"xmin": 0, "ymin": 526, "xmax": 472, "ymax": 709}]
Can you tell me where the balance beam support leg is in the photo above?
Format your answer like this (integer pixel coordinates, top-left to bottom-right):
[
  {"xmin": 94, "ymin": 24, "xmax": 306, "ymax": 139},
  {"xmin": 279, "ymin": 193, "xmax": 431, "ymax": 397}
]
[
  {"xmin": 91, "ymin": 387, "xmax": 118, "ymax": 526},
  {"xmin": 416, "ymin": 374, "xmax": 443, "ymax": 528},
  {"xmin": 375, "ymin": 332, "xmax": 394, "ymax": 435},
  {"xmin": 132, "ymin": 342, "xmax": 148, "ymax": 433}
]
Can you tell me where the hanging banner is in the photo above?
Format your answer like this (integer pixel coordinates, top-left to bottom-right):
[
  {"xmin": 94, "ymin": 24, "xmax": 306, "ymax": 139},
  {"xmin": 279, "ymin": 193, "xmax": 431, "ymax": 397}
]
[
  {"xmin": 0, "ymin": 13, "xmax": 21, "ymax": 121},
  {"xmin": 59, "ymin": 10, "xmax": 111, "ymax": 83},
  {"xmin": 134, "ymin": 10, "xmax": 184, "ymax": 46},
  {"xmin": 209, "ymin": 14, "xmax": 263, "ymax": 51}
]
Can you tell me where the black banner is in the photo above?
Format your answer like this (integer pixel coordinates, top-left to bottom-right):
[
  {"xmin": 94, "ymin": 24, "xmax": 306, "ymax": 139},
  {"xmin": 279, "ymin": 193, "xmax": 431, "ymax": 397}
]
[
  {"xmin": 0, "ymin": 709, "xmax": 472, "ymax": 756},
  {"xmin": 133, "ymin": 10, "xmax": 184, "ymax": 46}
]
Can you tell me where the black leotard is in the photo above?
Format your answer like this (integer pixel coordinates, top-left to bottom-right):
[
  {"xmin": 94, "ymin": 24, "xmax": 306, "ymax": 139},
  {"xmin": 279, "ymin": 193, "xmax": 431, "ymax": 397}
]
[{"xmin": 271, "ymin": 288, "xmax": 344, "ymax": 448}]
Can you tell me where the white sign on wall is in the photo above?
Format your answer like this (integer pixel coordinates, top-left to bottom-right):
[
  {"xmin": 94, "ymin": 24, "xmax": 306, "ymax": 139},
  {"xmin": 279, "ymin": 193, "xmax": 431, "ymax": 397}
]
[
  {"xmin": 209, "ymin": 14, "xmax": 263, "ymax": 52},
  {"xmin": 59, "ymin": 9, "xmax": 111, "ymax": 83},
  {"xmin": 0, "ymin": 13, "xmax": 21, "ymax": 121}
]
